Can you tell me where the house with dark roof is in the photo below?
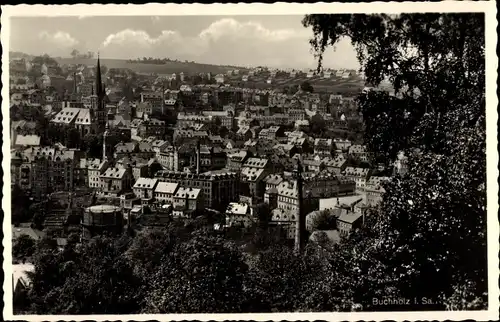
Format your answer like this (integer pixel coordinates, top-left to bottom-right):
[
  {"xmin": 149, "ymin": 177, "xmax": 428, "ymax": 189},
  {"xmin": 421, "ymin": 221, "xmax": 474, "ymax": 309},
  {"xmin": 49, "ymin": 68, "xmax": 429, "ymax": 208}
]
[
  {"xmin": 99, "ymin": 166, "xmax": 133, "ymax": 198},
  {"xmin": 133, "ymin": 177, "xmax": 159, "ymax": 201},
  {"xmin": 172, "ymin": 187, "xmax": 203, "ymax": 217},
  {"xmin": 337, "ymin": 212, "xmax": 363, "ymax": 236}
]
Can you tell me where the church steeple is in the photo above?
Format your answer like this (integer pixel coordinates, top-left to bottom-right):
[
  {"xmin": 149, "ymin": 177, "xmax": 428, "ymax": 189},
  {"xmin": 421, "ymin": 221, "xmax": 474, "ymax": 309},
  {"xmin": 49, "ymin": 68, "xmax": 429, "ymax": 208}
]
[{"xmin": 95, "ymin": 53, "xmax": 103, "ymax": 100}]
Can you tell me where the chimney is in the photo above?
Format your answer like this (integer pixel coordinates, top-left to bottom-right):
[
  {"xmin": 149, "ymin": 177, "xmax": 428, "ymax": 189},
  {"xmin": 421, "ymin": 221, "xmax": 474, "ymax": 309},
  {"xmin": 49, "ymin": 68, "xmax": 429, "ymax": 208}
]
[
  {"xmin": 196, "ymin": 140, "xmax": 201, "ymax": 175},
  {"xmin": 162, "ymin": 82, "xmax": 165, "ymax": 115},
  {"xmin": 294, "ymin": 159, "xmax": 305, "ymax": 253}
]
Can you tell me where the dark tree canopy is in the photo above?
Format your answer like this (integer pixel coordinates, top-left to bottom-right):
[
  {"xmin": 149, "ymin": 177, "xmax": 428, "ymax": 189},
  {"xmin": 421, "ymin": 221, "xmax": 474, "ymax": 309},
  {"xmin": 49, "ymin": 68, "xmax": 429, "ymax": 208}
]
[
  {"xmin": 303, "ymin": 13, "xmax": 484, "ymax": 160},
  {"xmin": 303, "ymin": 13, "xmax": 487, "ymax": 310},
  {"xmin": 13, "ymin": 235, "xmax": 36, "ymax": 261},
  {"xmin": 300, "ymin": 81, "xmax": 314, "ymax": 93}
]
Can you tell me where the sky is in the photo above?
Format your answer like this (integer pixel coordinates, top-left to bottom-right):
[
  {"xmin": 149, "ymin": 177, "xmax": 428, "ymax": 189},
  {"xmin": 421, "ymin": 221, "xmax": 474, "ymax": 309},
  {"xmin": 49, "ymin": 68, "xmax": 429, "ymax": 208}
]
[{"xmin": 9, "ymin": 15, "xmax": 360, "ymax": 70}]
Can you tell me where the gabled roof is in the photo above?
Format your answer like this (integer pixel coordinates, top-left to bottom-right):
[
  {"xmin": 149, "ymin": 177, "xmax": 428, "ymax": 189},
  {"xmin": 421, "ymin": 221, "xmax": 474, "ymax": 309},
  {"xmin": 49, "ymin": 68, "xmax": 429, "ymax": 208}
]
[
  {"xmin": 338, "ymin": 212, "xmax": 363, "ymax": 224},
  {"xmin": 226, "ymin": 202, "xmax": 249, "ymax": 216},
  {"xmin": 101, "ymin": 167, "xmax": 127, "ymax": 179},
  {"xmin": 133, "ymin": 177, "xmax": 158, "ymax": 189},
  {"xmin": 14, "ymin": 135, "xmax": 40, "ymax": 147},
  {"xmin": 174, "ymin": 187, "xmax": 202, "ymax": 199},
  {"xmin": 155, "ymin": 181, "xmax": 179, "ymax": 194}
]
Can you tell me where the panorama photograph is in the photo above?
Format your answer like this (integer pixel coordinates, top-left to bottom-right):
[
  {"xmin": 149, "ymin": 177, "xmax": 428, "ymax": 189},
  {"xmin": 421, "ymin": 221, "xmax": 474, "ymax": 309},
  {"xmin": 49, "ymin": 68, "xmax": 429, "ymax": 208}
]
[{"xmin": 7, "ymin": 9, "xmax": 489, "ymax": 316}]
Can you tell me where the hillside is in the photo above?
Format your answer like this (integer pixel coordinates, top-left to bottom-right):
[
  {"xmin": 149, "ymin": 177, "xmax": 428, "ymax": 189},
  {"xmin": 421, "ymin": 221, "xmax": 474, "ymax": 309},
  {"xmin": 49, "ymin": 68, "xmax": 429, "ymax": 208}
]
[
  {"xmin": 55, "ymin": 57, "xmax": 244, "ymax": 75},
  {"xmin": 225, "ymin": 72, "xmax": 366, "ymax": 95},
  {"xmin": 10, "ymin": 51, "xmax": 369, "ymax": 94}
]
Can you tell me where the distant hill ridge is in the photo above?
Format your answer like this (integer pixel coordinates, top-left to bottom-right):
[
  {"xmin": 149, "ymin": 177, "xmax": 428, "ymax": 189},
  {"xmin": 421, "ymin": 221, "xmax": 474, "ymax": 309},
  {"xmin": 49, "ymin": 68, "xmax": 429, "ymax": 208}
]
[{"xmin": 10, "ymin": 51, "xmax": 245, "ymax": 75}]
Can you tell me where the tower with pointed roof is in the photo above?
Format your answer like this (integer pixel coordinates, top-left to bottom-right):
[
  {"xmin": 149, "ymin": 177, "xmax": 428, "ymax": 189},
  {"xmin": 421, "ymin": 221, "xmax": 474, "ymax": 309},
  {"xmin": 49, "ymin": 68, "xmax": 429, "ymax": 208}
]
[
  {"xmin": 92, "ymin": 53, "xmax": 107, "ymax": 132},
  {"xmin": 95, "ymin": 53, "xmax": 104, "ymax": 101}
]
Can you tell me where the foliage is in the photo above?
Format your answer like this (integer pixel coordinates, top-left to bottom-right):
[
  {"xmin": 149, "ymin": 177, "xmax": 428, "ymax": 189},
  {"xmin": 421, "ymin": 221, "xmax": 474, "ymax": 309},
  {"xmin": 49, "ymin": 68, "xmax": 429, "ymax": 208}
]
[
  {"xmin": 11, "ymin": 185, "xmax": 33, "ymax": 225},
  {"xmin": 29, "ymin": 201, "xmax": 47, "ymax": 230},
  {"xmin": 207, "ymin": 116, "xmax": 223, "ymax": 135},
  {"xmin": 309, "ymin": 113, "xmax": 327, "ymax": 136},
  {"xmin": 31, "ymin": 55, "xmax": 59, "ymax": 67},
  {"xmin": 244, "ymin": 244, "xmax": 330, "ymax": 312},
  {"xmin": 303, "ymin": 13, "xmax": 484, "ymax": 161},
  {"xmin": 310, "ymin": 210, "xmax": 337, "ymax": 231},
  {"xmin": 82, "ymin": 134, "xmax": 104, "ymax": 159},
  {"xmin": 300, "ymin": 81, "xmax": 314, "ymax": 93},
  {"xmin": 13, "ymin": 235, "xmax": 36, "ymax": 260},
  {"xmin": 27, "ymin": 235, "xmax": 142, "ymax": 314},
  {"xmin": 144, "ymin": 232, "xmax": 249, "ymax": 313},
  {"xmin": 303, "ymin": 13, "xmax": 487, "ymax": 309}
]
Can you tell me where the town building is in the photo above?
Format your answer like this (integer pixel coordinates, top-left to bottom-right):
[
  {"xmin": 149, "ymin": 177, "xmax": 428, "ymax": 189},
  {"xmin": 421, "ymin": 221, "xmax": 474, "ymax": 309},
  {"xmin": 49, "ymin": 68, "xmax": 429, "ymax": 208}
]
[
  {"xmin": 154, "ymin": 181, "xmax": 179, "ymax": 205},
  {"xmin": 348, "ymin": 144, "xmax": 371, "ymax": 163},
  {"xmin": 225, "ymin": 202, "xmax": 254, "ymax": 228},
  {"xmin": 98, "ymin": 166, "xmax": 134, "ymax": 198},
  {"xmin": 172, "ymin": 187, "xmax": 203, "ymax": 217},
  {"xmin": 314, "ymin": 138, "xmax": 334, "ymax": 156},
  {"xmin": 155, "ymin": 170, "xmax": 239, "ymax": 211},
  {"xmin": 132, "ymin": 177, "xmax": 159, "ymax": 202},
  {"xmin": 343, "ymin": 167, "xmax": 371, "ymax": 190},
  {"xmin": 11, "ymin": 146, "xmax": 84, "ymax": 200}
]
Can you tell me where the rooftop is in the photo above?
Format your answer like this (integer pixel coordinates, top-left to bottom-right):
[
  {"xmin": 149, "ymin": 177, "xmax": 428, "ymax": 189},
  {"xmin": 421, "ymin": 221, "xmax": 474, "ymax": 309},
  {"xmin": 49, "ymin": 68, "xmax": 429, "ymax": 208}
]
[{"xmin": 87, "ymin": 205, "xmax": 122, "ymax": 213}]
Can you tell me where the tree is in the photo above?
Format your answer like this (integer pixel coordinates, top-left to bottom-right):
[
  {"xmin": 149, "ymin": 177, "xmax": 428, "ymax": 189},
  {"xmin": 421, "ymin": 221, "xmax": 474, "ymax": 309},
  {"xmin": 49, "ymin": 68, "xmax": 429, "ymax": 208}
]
[
  {"xmin": 125, "ymin": 227, "xmax": 187, "ymax": 279},
  {"xmin": 309, "ymin": 113, "xmax": 326, "ymax": 136},
  {"xmin": 30, "ymin": 201, "xmax": 47, "ymax": 230},
  {"xmin": 13, "ymin": 235, "xmax": 36, "ymax": 260},
  {"xmin": 300, "ymin": 81, "xmax": 314, "ymax": 93},
  {"xmin": 310, "ymin": 210, "xmax": 337, "ymax": 231},
  {"xmin": 244, "ymin": 244, "xmax": 331, "ymax": 312},
  {"xmin": 26, "ymin": 235, "xmax": 142, "ymax": 315},
  {"xmin": 303, "ymin": 13, "xmax": 484, "ymax": 161},
  {"xmin": 303, "ymin": 13, "xmax": 486, "ymax": 309},
  {"xmin": 219, "ymin": 126, "xmax": 229, "ymax": 138},
  {"xmin": 144, "ymin": 233, "xmax": 249, "ymax": 313},
  {"xmin": 11, "ymin": 185, "xmax": 32, "ymax": 225},
  {"xmin": 82, "ymin": 134, "xmax": 104, "ymax": 159},
  {"xmin": 65, "ymin": 128, "xmax": 81, "ymax": 149},
  {"xmin": 70, "ymin": 49, "xmax": 79, "ymax": 59},
  {"xmin": 207, "ymin": 117, "xmax": 223, "ymax": 135}
]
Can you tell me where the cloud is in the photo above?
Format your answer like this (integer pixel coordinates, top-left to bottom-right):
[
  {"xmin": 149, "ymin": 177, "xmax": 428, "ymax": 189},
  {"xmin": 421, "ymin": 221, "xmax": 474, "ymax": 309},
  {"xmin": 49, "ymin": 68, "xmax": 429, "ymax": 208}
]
[
  {"xmin": 99, "ymin": 18, "xmax": 358, "ymax": 69},
  {"xmin": 38, "ymin": 31, "xmax": 79, "ymax": 49}
]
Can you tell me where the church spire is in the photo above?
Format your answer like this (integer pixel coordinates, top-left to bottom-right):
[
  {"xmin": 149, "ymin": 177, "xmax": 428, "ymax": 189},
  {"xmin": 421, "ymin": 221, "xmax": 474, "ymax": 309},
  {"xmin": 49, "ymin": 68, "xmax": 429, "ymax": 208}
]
[{"xmin": 95, "ymin": 52, "xmax": 103, "ymax": 99}]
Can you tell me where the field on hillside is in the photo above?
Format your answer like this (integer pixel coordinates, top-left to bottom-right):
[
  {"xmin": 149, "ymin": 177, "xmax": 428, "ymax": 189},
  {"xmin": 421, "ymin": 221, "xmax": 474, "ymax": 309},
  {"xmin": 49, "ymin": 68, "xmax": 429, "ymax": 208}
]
[
  {"xmin": 227, "ymin": 73, "xmax": 365, "ymax": 94},
  {"xmin": 55, "ymin": 57, "xmax": 240, "ymax": 75},
  {"xmin": 52, "ymin": 55, "xmax": 365, "ymax": 94}
]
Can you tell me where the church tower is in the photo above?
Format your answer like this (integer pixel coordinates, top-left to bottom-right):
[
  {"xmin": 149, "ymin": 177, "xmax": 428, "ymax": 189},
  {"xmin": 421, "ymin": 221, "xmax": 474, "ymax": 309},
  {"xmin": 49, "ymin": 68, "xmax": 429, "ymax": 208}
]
[{"xmin": 93, "ymin": 54, "xmax": 106, "ymax": 132}]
